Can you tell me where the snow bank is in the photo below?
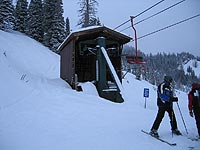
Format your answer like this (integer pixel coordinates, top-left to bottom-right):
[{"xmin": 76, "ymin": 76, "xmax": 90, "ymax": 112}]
[{"xmin": 0, "ymin": 30, "xmax": 199, "ymax": 150}]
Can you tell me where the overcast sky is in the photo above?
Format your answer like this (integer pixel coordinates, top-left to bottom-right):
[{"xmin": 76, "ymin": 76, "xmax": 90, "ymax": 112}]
[{"xmin": 63, "ymin": 0, "xmax": 200, "ymax": 56}]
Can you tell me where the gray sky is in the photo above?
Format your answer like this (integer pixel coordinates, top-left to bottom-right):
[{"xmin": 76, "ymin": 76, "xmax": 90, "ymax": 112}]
[{"xmin": 63, "ymin": 0, "xmax": 200, "ymax": 56}]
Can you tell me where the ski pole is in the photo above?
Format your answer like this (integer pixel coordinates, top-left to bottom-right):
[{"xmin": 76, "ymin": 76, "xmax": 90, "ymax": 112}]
[{"xmin": 176, "ymin": 102, "xmax": 188, "ymax": 134}]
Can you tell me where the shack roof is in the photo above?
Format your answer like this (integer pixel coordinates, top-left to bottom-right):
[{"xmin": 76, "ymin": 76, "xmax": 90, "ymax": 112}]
[{"xmin": 57, "ymin": 26, "xmax": 132, "ymax": 52}]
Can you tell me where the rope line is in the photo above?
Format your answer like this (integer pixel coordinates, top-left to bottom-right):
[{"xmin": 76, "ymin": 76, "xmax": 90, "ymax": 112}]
[
  {"xmin": 131, "ymin": 14, "xmax": 200, "ymax": 41},
  {"xmin": 113, "ymin": 0, "xmax": 165, "ymax": 30},
  {"xmin": 120, "ymin": 0, "xmax": 186, "ymax": 32}
]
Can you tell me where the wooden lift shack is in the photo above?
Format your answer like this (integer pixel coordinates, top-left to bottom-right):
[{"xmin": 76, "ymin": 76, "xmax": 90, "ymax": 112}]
[{"xmin": 58, "ymin": 26, "xmax": 131, "ymax": 103}]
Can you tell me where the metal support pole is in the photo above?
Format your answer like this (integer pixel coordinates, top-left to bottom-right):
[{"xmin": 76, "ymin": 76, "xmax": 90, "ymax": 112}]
[
  {"xmin": 144, "ymin": 97, "xmax": 147, "ymax": 109},
  {"xmin": 130, "ymin": 16, "xmax": 138, "ymax": 64},
  {"xmin": 96, "ymin": 37, "xmax": 107, "ymax": 92}
]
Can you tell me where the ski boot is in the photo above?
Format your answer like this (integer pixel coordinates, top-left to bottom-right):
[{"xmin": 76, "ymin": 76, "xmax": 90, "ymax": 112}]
[
  {"xmin": 150, "ymin": 129, "xmax": 159, "ymax": 138},
  {"xmin": 172, "ymin": 129, "xmax": 182, "ymax": 135}
]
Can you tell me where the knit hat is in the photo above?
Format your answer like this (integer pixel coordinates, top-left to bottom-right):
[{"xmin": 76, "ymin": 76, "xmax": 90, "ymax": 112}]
[
  {"xmin": 192, "ymin": 83, "xmax": 199, "ymax": 90},
  {"xmin": 164, "ymin": 76, "xmax": 173, "ymax": 83}
]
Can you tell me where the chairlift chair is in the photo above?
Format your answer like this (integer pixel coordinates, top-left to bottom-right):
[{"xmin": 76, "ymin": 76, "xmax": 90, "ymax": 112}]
[{"xmin": 125, "ymin": 16, "xmax": 146, "ymax": 65}]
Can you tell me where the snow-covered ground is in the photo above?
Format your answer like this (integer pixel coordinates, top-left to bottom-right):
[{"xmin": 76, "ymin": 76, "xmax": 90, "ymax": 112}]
[
  {"xmin": 183, "ymin": 59, "xmax": 200, "ymax": 78},
  {"xmin": 0, "ymin": 30, "xmax": 199, "ymax": 150}
]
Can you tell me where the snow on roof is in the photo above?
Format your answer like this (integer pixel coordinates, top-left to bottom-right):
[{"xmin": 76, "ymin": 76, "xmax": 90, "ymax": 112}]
[
  {"xmin": 57, "ymin": 26, "xmax": 102, "ymax": 51},
  {"xmin": 57, "ymin": 25, "xmax": 131, "ymax": 51},
  {"xmin": 71, "ymin": 25, "xmax": 102, "ymax": 34}
]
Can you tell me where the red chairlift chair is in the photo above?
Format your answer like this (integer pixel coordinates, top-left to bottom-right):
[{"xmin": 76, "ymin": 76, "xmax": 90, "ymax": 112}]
[{"xmin": 126, "ymin": 16, "xmax": 146, "ymax": 65}]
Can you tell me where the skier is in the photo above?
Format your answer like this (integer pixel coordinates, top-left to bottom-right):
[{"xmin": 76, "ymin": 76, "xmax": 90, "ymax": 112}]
[
  {"xmin": 150, "ymin": 75, "xmax": 182, "ymax": 137},
  {"xmin": 188, "ymin": 83, "xmax": 200, "ymax": 138}
]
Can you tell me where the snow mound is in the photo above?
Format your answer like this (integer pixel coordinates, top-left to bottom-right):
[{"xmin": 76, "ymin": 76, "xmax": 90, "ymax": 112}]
[{"xmin": 0, "ymin": 30, "xmax": 199, "ymax": 150}]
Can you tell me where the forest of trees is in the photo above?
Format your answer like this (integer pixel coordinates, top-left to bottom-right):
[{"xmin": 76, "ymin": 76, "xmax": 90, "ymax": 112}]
[
  {"xmin": 122, "ymin": 45, "xmax": 200, "ymax": 92},
  {"xmin": 0, "ymin": 0, "xmax": 67, "ymax": 53},
  {"xmin": 0, "ymin": 0, "xmax": 100, "ymax": 53}
]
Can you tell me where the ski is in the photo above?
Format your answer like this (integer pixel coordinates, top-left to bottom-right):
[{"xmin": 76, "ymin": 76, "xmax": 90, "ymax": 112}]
[
  {"xmin": 188, "ymin": 146, "xmax": 195, "ymax": 150},
  {"xmin": 141, "ymin": 130, "xmax": 177, "ymax": 146},
  {"xmin": 188, "ymin": 137, "xmax": 199, "ymax": 141}
]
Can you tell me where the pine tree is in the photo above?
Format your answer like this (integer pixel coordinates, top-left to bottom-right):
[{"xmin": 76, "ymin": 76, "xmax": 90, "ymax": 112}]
[
  {"xmin": 90, "ymin": 17, "xmax": 101, "ymax": 26},
  {"xmin": 27, "ymin": 0, "xmax": 43, "ymax": 42},
  {"xmin": 66, "ymin": 17, "xmax": 70, "ymax": 36},
  {"xmin": 77, "ymin": 0, "xmax": 100, "ymax": 28},
  {"xmin": 0, "ymin": 0, "xmax": 15, "ymax": 31},
  {"xmin": 14, "ymin": 0, "xmax": 28, "ymax": 33},
  {"xmin": 43, "ymin": 0, "xmax": 66, "ymax": 53},
  {"xmin": 43, "ymin": 0, "xmax": 53, "ymax": 38}
]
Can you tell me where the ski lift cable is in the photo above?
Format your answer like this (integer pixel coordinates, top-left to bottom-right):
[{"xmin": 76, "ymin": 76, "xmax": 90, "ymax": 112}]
[
  {"xmin": 131, "ymin": 14, "xmax": 200, "ymax": 42},
  {"xmin": 120, "ymin": 0, "xmax": 187, "ymax": 32},
  {"xmin": 113, "ymin": 0, "xmax": 165, "ymax": 30}
]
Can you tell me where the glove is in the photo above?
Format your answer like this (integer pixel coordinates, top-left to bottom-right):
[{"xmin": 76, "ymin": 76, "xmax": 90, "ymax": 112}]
[
  {"xmin": 172, "ymin": 97, "xmax": 178, "ymax": 102},
  {"xmin": 189, "ymin": 111, "xmax": 193, "ymax": 117}
]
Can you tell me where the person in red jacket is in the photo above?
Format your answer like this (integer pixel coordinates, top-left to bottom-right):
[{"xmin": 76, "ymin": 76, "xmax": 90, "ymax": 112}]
[{"xmin": 188, "ymin": 83, "xmax": 200, "ymax": 138}]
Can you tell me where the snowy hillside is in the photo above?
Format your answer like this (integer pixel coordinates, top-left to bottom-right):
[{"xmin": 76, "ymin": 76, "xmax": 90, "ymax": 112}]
[
  {"xmin": 183, "ymin": 59, "xmax": 200, "ymax": 78},
  {"xmin": 0, "ymin": 30, "xmax": 199, "ymax": 150}
]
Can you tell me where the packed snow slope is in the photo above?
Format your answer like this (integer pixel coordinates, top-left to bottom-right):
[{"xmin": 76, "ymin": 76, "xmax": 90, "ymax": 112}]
[{"xmin": 0, "ymin": 30, "xmax": 199, "ymax": 150}]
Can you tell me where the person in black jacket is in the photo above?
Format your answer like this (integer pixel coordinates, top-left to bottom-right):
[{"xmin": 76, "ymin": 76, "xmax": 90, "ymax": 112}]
[
  {"xmin": 188, "ymin": 83, "xmax": 200, "ymax": 138},
  {"xmin": 150, "ymin": 76, "xmax": 182, "ymax": 137}
]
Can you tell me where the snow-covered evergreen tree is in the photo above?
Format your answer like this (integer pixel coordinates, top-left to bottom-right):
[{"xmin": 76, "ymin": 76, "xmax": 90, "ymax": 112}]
[
  {"xmin": 66, "ymin": 17, "xmax": 70, "ymax": 36},
  {"xmin": 77, "ymin": 0, "xmax": 100, "ymax": 28},
  {"xmin": 27, "ymin": 0, "xmax": 43, "ymax": 42},
  {"xmin": 43, "ymin": 0, "xmax": 52, "ymax": 39},
  {"xmin": 0, "ymin": 0, "xmax": 15, "ymax": 31},
  {"xmin": 14, "ymin": 0, "xmax": 28, "ymax": 33},
  {"xmin": 43, "ymin": 0, "xmax": 66, "ymax": 53}
]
